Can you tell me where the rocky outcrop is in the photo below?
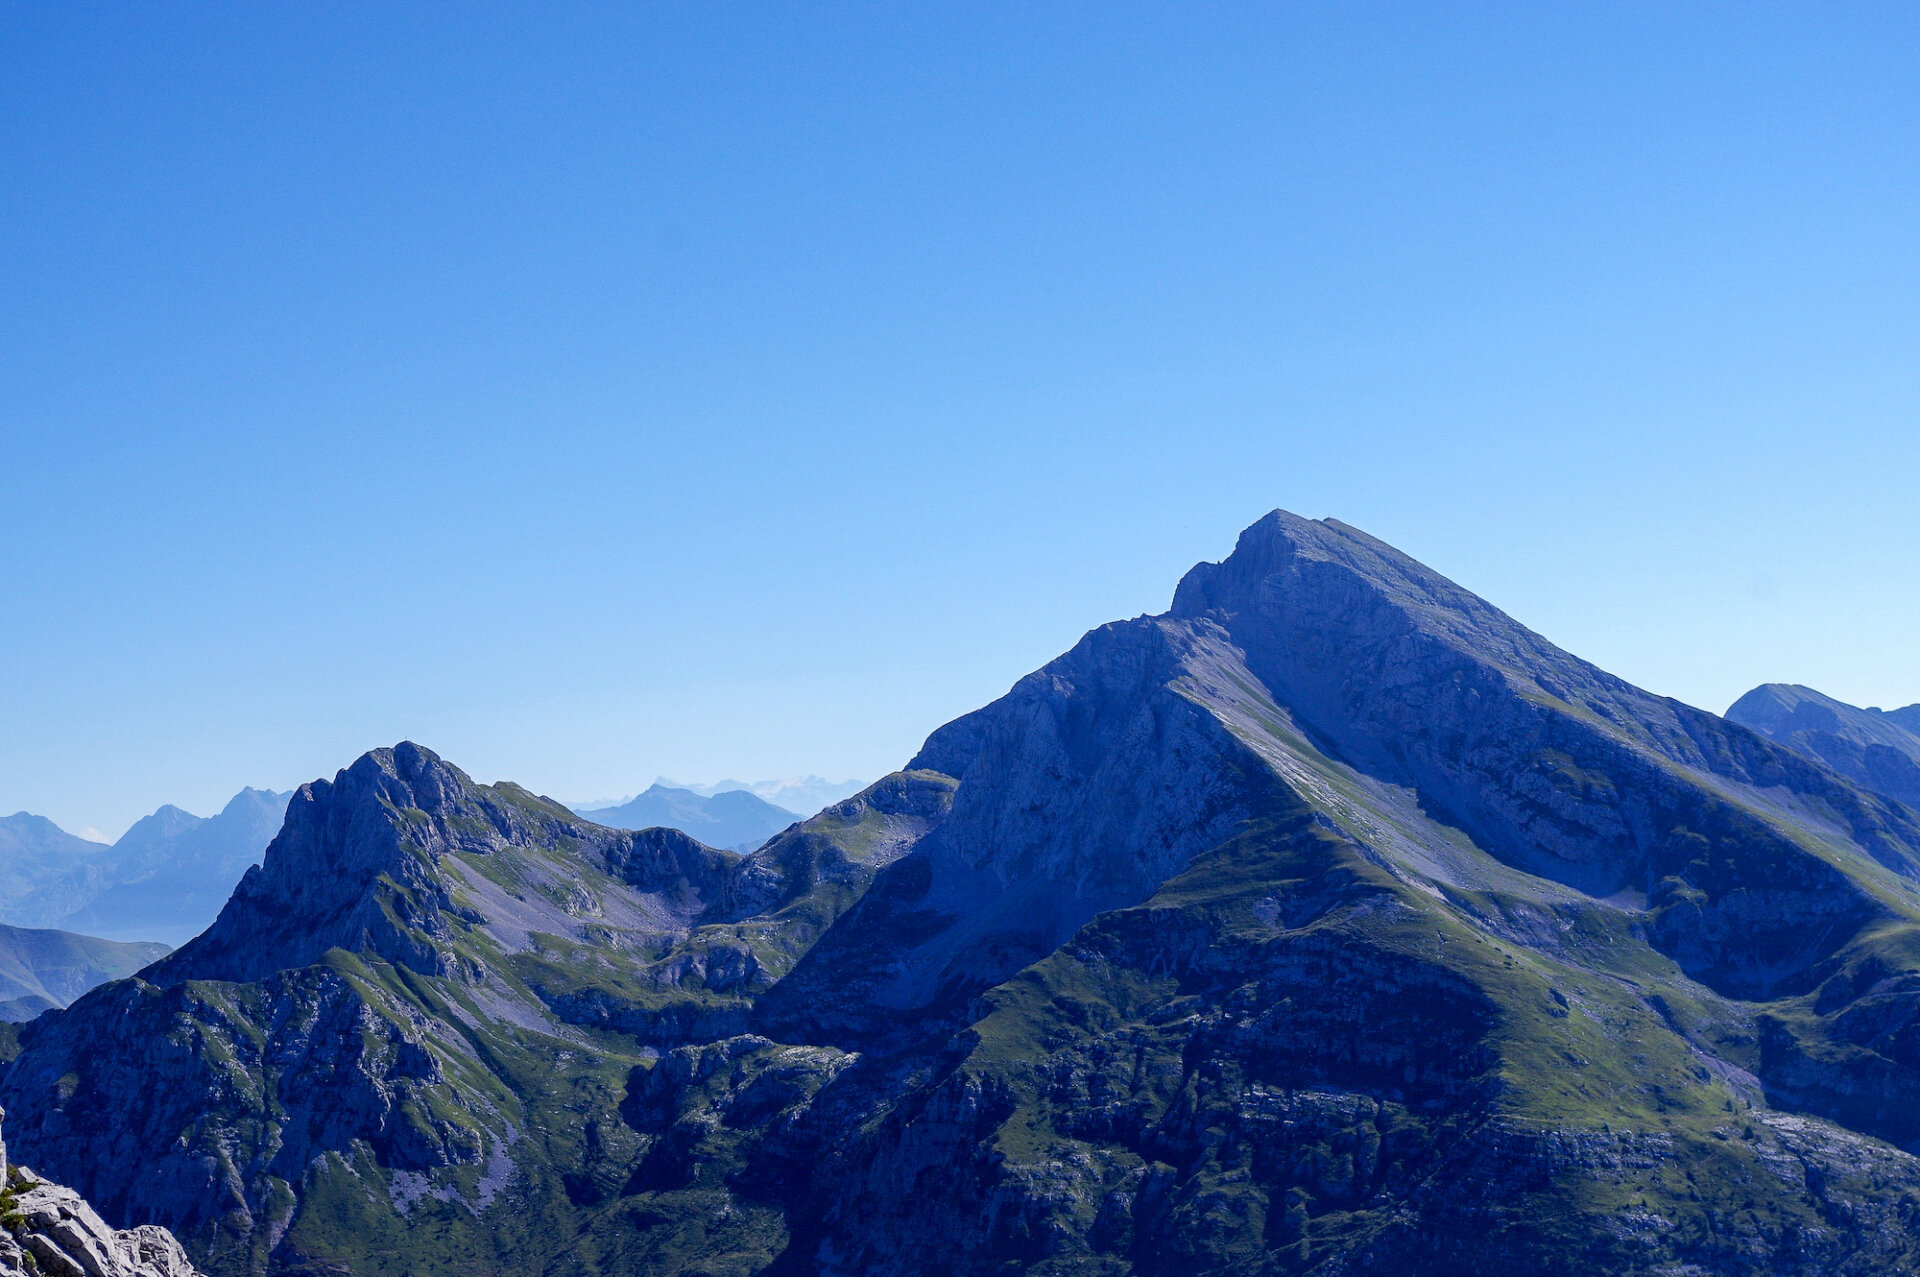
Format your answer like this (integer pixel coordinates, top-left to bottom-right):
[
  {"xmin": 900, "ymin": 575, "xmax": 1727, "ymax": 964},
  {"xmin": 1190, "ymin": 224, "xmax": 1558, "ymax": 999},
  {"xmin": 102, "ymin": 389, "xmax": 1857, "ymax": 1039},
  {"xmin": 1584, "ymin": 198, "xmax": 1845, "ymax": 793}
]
[
  {"xmin": 0, "ymin": 750, "xmax": 959, "ymax": 1276},
  {"xmin": 0, "ymin": 1106, "xmax": 198, "ymax": 1277},
  {"xmin": 147, "ymin": 743, "xmax": 608, "ymax": 984}
]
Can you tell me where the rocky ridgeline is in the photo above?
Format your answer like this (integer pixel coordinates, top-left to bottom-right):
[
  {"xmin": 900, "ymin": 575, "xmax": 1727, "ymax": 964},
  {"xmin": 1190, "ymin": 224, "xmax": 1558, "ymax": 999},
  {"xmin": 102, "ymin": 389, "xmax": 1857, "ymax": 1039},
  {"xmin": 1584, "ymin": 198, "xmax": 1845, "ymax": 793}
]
[
  {"xmin": 0, "ymin": 1107, "xmax": 197, "ymax": 1277},
  {"xmin": 7, "ymin": 511, "xmax": 1920, "ymax": 1276}
]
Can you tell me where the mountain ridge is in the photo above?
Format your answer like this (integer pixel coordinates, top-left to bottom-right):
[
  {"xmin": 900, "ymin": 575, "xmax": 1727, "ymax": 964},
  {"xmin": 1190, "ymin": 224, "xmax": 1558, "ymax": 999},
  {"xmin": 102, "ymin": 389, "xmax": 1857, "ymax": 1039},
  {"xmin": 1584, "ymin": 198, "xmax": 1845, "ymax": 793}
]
[
  {"xmin": 9, "ymin": 510, "xmax": 1920, "ymax": 1274},
  {"xmin": 664, "ymin": 777, "xmax": 868, "ymax": 816},
  {"xmin": 1727, "ymin": 682, "xmax": 1920, "ymax": 809},
  {"xmin": 0, "ymin": 925, "xmax": 170, "ymax": 1022}
]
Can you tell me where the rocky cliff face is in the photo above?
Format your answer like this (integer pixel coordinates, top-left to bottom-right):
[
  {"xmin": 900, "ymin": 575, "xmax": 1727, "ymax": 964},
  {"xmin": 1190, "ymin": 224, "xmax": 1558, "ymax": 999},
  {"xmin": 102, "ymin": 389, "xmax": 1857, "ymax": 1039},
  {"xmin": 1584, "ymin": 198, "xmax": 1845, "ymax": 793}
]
[
  {"xmin": 0, "ymin": 1105, "xmax": 199, "ymax": 1277},
  {"xmin": 1728, "ymin": 682, "xmax": 1920, "ymax": 809},
  {"xmin": 10, "ymin": 512, "xmax": 1920, "ymax": 1276}
]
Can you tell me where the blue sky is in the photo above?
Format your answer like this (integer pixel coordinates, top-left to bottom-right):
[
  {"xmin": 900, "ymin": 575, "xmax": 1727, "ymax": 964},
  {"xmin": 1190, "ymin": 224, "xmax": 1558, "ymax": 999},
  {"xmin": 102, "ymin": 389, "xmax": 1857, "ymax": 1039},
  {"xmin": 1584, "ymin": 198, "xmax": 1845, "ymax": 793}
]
[{"xmin": 4, "ymin": 3, "xmax": 1917, "ymax": 838}]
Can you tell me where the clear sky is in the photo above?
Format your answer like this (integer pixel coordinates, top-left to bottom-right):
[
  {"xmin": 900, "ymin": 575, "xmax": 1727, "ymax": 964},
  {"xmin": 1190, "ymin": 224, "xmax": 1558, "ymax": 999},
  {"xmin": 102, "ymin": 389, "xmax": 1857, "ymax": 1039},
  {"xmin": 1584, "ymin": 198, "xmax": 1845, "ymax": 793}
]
[{"xmin": 4, "ymin": 3, "xmax": 1917, "ymax": 839}]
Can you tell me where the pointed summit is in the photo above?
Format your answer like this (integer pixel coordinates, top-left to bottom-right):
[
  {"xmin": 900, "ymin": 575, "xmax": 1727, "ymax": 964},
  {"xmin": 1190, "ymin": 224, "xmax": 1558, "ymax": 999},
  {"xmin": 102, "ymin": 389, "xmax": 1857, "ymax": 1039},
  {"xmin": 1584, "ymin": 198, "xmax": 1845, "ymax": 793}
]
[
  {"xmin": 152, "ymin": 742, "xmax": 596, "ymax": 983},
  {"xmin": 1171, "ymin": 510, "xmax": 1676, "ymax": 752}
]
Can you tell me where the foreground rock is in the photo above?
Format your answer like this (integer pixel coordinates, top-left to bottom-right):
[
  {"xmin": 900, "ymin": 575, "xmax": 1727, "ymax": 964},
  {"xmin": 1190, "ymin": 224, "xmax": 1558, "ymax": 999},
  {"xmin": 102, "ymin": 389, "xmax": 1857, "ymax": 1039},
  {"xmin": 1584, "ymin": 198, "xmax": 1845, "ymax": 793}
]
[{"xmin": 0, "ymin": 1106, "xmax": 197, "ymax": 1277}]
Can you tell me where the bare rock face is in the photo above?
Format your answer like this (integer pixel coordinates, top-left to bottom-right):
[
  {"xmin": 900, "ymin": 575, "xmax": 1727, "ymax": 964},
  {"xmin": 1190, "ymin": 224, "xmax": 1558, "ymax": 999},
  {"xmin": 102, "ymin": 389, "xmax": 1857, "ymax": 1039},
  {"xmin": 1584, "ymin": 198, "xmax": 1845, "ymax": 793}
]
[{"xmin": 0, "ymin": 1106, "xmax": 198, "ymax": 1277}]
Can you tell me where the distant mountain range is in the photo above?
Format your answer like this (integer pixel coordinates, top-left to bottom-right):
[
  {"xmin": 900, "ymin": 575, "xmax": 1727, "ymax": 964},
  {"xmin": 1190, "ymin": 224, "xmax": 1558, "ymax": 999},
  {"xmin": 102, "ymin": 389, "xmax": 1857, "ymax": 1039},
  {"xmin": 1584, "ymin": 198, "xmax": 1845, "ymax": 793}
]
[
  {"xmin": 0, "ymin": 923, "xmax": 168, "ymax": 1022},
  {"xmin": 1726, "ymin": 683, "xmax": 1920, "ymax": 807},
  {"xmin": 574, "ymin": 784, "xmax": 799, "ymax": 850},
  {"xmin": 0, "ymin": 789, "xmax": 289, "ymax": 946},
  {"xmin": 10, "ymin": 510, "xmax": 1920, "ymax": 1275},
  {"xmin": 1, "ymin": 776, "xmax": 856, "ymax": 950},
  {"xmin": 658, "ymin": 776, "xmax": 867, "ymax": 817},
  {"xmin": 0, "ymin": 813, "xmax": 109, "ymax": 927}
]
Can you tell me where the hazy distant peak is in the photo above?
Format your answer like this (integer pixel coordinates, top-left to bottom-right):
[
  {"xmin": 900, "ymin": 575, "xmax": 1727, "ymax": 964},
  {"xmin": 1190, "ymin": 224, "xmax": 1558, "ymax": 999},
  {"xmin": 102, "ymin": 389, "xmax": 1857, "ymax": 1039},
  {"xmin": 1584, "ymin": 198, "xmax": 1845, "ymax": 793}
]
[
  {"xmin": 1727, "ymin": 682, "xmax": 1920, "ymax": 807},
  {"xmin": 3, "ymin": 811, "xmax": 81, "ymax": 835},
  {"xmin": 114, "ymin": 804, "xmax": 205, "ymax": 849},
  {"xmin": 1728, "ymin": 683, "xmax": 1920, "ymax": 748},
  {"xmin": 0, "ymin": 811, "xmax": 105, "ymax": 855},
  {"xmin": 3, "ymin": 785, "xmax": 293, "ymax": 947},
  {"xmin": 655, "ymin": 775, "xmax": 868, "ymax": 815},
  {"xmin": 577, "ymin": 782, "xmax": 799, "ymax": 851},
  {"xmin": 214, "ymin": 787, "xmax": 288, "ymax": 818}
]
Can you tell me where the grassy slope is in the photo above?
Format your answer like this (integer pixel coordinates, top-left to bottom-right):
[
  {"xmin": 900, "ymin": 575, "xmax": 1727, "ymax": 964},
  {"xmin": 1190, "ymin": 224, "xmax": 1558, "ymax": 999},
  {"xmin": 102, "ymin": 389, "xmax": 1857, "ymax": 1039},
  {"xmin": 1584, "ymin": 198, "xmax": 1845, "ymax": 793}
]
[
  {"xmin": 590, "ymin": 618, "xmax": 1920, "ymax": 1276},
  {"xmin": 0, "ymin": 768, "xmax": 948, "ymax": 1277},
  {"xmin": 784, "ymin": 806, "xmax": 1920, "ymax": 1273},
  {"xmin": 12, "ymin": 620, "xmax": 1920, "ymax": 1277},
  {"xmin": 532, "ymin": 603, "xmax": 1920, "ymax": 1275}
]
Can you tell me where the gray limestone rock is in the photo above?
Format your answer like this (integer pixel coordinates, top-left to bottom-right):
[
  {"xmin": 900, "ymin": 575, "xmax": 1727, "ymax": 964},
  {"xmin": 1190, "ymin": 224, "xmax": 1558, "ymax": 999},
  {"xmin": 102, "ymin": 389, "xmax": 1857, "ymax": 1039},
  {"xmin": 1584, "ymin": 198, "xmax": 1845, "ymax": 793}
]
[{"xmin": 0, "ymin": 1107, "xmax": 198, "ymax": 1277}]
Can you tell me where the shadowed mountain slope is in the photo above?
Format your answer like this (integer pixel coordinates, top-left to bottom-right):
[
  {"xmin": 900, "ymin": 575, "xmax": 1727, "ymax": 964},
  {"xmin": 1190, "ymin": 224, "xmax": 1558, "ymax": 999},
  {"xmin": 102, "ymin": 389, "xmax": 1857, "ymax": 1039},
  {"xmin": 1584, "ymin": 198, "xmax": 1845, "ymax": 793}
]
[
  {"xmin": 1, "ymin": 1102, "xmax": 202, "ymax": 1276},
  {"xmin": 1728, "ymin": 683, "xmax": 1920, "ymax": 809},
  {"xmin": 10, "ymin": 513, "xmax": 1920, "ymax": 1275}
]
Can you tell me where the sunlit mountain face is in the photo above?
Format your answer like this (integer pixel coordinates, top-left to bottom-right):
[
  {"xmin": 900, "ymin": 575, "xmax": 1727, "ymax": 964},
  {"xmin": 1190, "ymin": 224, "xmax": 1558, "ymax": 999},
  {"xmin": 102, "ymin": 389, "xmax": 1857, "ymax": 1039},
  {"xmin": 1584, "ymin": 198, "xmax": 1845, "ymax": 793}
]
[{"xmin": 7, "ymin": 513, "xmax": 1920, "ymax": 1277}]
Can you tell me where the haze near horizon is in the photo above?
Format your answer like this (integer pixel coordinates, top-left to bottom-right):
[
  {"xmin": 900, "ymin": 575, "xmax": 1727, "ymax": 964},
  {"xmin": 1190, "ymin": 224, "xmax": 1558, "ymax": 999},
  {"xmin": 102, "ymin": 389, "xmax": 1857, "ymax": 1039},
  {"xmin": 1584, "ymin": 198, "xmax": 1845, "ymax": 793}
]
[{"xmin": 3, "ymin": 3, "xmax": 1916, "ymax": 837}]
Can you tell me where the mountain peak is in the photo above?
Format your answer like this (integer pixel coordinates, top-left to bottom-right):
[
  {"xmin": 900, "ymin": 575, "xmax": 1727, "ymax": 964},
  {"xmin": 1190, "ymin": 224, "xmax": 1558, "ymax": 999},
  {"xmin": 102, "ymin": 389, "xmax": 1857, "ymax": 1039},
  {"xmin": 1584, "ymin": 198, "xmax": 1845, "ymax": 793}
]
[
  {"xmin": 150, "ymin": 741, "xmax": 581, "ymax": 983},
  {"xmin": 111, "ymin": 804, "xmax": 203, "ymax": 852},
  {"xmin": 1728, "ymin": 683, "xmax": 1920, "ymax": 807},
  {"xmin": 1172, "ymin": 509, "xmax": 1442, "ymax": 600},
  {"xmin": 16, "ymin": 522, "xmax": 1920, "ymax": 1276},
  {"xmin": 1166, "ymin": 508, "xmax": 1673, "ymax": 769},
  {"xmin": 1173, "ymin": 510, "xmax": 1556, "ymax": 668}
]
